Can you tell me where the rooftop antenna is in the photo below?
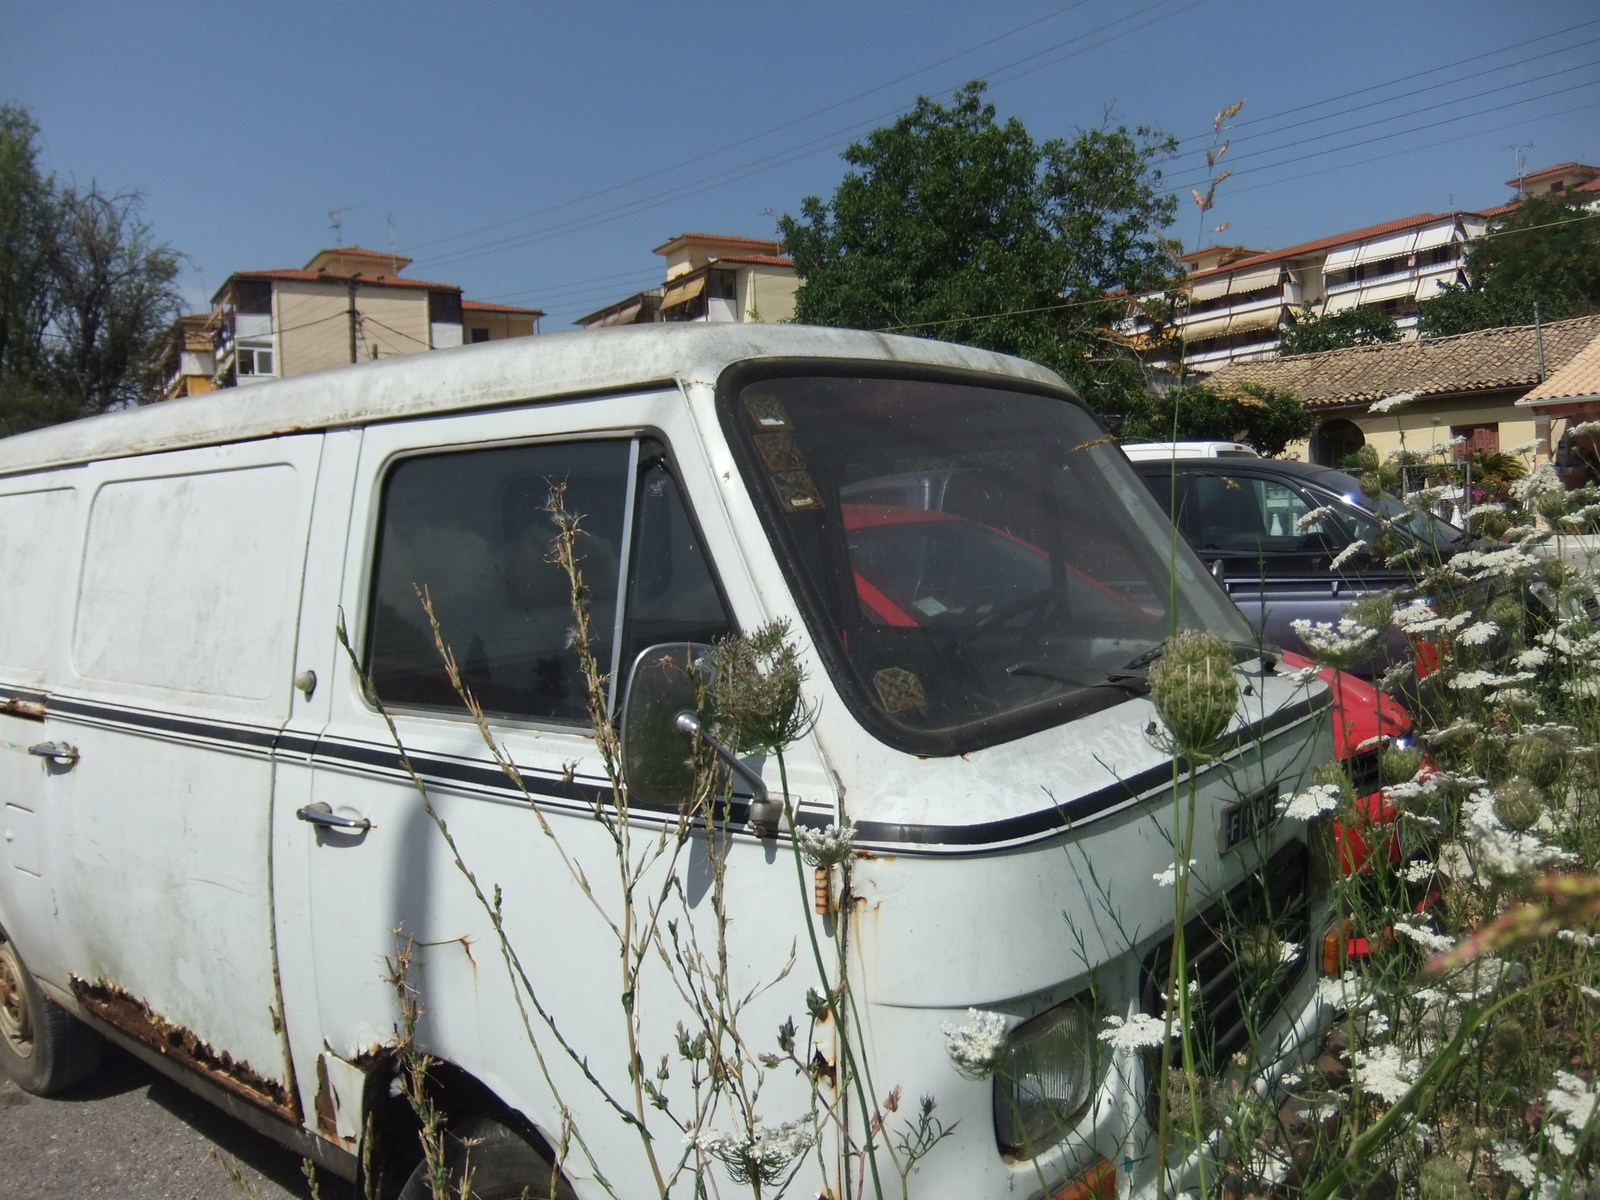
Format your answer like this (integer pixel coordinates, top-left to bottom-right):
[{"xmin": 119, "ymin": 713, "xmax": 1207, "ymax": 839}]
[
  {"xmin": 1507, "ymin": 143, "xmax": 1534, "ymax": 194},
  {"xmin": 386, "ymin": 213, "xmax": 398, "ymax": 261},
  {"xmin": 327, "ymin": 205, "xmax": 363, "ymax": 246}
]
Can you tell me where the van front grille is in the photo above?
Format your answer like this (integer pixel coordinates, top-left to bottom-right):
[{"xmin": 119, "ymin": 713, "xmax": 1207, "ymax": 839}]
[{"xmin": 1139, "ymin": 842, "xmax": 1311, "ymax": 1080}]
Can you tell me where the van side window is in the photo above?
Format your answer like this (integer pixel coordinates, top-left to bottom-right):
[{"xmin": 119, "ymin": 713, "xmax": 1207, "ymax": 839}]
[
  {"xmin": 620, "ymin": 460, "xmax": 733, "ymax": 669},
  {"xmin": 366, "ymin": 441, "xmax": 631, "ymax": 723}
]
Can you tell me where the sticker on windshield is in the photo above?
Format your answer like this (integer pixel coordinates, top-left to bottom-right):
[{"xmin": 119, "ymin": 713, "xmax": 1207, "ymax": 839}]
[
  {"xmin": 755, "ymin": 432, "xmax": 807, "ymax": 472},
  {"xmin": 771, "ymin": 470, "xmax": 824, "ymax": 512},
  {"xmin": 744, "ymin": 394, "xmax": 793, "ymax": 430},
  {"xmin": 873, "ymin": 666, "xmax": 925, "ymax": 713}
]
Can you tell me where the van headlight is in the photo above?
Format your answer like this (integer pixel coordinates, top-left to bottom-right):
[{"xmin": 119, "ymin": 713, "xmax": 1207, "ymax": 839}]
[{"xmin": 992, "ymin": 997, "xmax": 1096, "ymax": 1158}]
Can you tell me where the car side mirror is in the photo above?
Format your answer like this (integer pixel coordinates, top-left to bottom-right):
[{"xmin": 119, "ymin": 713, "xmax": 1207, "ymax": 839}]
[{"xmin": 619, "ymin": 643, "xmax": 781, "ymax": 835}]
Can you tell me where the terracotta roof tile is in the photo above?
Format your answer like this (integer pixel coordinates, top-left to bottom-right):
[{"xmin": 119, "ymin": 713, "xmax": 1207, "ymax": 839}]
[
  {"xmin": 1202, "ymin": 314, "xmax": 1600, "ymax": 409},
  {"xmin": 1521, "ymin": 330, "xmax": 1600, "ymax": 404},
  {"xmin": 462, "ymin": 299, "xmax": 544, "ymax": 315},
  {"xmin": 229, "ymin": 268, "xmax": 460, "ymax": 292},
  {"xmin": 715, "ymin": 254, "xmax": 794, "ymax": 268}
]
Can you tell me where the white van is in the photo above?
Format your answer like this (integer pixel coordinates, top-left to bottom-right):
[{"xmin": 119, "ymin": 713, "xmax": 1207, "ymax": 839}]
[{"xmin": 0, "ymin": 325, "xmax": 1335, "ymax": 1199}]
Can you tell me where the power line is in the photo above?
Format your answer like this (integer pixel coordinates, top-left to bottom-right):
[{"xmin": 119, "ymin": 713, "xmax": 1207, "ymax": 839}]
[
  {"xmin": 1163, "ymin": 58, "xmax": 1600, "ymax": 192},
  {"xmin": 412, "ymin": 0, "xmax": 1202, "ymax": 271},
  {"xmin": 404, "ymin": 0, "xmax": 1108, "ymax": 256}
]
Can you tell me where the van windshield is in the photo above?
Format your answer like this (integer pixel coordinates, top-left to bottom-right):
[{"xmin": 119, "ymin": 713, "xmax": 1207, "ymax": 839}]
[{"xmin": 722, "ymin": 372, "xmax": 1256, "ymax": 753}]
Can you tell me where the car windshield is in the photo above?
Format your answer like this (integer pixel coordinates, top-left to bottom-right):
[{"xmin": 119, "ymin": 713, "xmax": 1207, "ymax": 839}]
[
  {"xmin": 721, "ymin": 372, "xmax": 1256, "ymax": 753},
  {"xmin": 1305, "ymin": 467, "xmax": 1466, "ymax": 553}
]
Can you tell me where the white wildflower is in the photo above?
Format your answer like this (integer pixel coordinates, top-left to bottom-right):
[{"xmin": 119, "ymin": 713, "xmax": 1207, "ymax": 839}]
[
  {"xmin": 1296, "ymin": 506, "xmax": 1337, "ymax": 532},
  {"xmin": 1492, "ymin": 1142, "xmax": 1539, "ymax": 1188},
  {"xmin": 1401, "ymin": 859, "xmax": 1437, "ymax": 884},
  {"xmin": 690, "ymin": 1118, "xmax": 817, "ymax": 1184},
  {"xmin": 1280, "ymin": 783, "xmax": 1343, "ymax": 821},
  {"xmin": 941, "ymin": 1008, "xmax": 1009, "ymax": 1079},
  {"xmin": 1456, "ymin": 621, "xmax": 1499, "ymax": 646},
  {"xmin": 796, "ymin": 821, "xmax": 855, "ymax": 868},
  {"xmin": 1570, "ymin": 420, "xmax": 1600, "ymax": 437},
  {"xmin": 1370, "ymin": 391, "xmax": 1418, "ymax": 414},
  {"xmin": 1394, "ymin": 602, "xmax": 1447, "ymax": 634},
  {"xmin": 1546, "ymin": 1071, "xmax": 1599, "ymax": 1133},
  {"xmin": 1393, "ymin": 920, "xmax": 1456, "ymax": 954},
  {"xmin": 1515, "ymin": 647, "xmax": 1551, "ymax": 669},
  {"xmin": 1097, "ymin": 1013, "xmax": 1180, "ymax": 1051},
  {"xmin": 1505, "ymin": 439, "xmax": 1540, "ymax": 456},
  {"xmin": 1291, "ymin": 616, "xmax": 1381, "ymax": 663},
  {"xmin": 1512, "ymin": 463, "xmax": 1565, "ymax": 506},
  {"xmin": 1353, "ymin": 1044, "xmax": 1419, "ymax": 1104},
  {"xmin": 1328, "ymin": 539, "xmax": 1367, "ymax": 571},
  {"xmin": 1462, "ymin": 788, "xmax": 1578, "ymax": 879},
  {"xmin": 1581, "ymin": 985, "xmax": 1600, "ymax": 1002},
  {"xmin": 1152, "ymin": 858, "xmax": 1197, "ymax": 887},
  {"xmin": 1558, "ymin": 930, "xmax": 1600, "ymax": 950},
  {"xmin": 1548, "ymin": 1125, "xmax": 1577, "ymax": 1158}
]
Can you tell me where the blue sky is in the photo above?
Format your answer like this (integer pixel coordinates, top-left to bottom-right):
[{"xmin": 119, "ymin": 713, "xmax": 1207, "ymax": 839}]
[{"xmin": 5, "ymin": 0, "xmax": 1599, "ymax": 329}]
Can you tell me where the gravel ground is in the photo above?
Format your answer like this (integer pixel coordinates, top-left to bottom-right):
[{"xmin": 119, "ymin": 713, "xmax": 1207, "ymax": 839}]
[{"xmin": 0, "ymin": 1044, "xmax": 351, "ymax": 1200}]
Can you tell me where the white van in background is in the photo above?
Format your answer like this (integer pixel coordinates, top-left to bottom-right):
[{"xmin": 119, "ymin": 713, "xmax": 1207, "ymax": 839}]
[{"xmin": 0, "ymin": 325, "xmax": 1335, "ymax": 1199}]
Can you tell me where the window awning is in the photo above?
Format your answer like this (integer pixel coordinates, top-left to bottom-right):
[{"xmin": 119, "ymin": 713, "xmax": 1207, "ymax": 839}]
[
  {"xmin": 1323, "ymin": 291, "xmax": 1362, "ymax": 313},
  {"xmin": 661, "ymin": 275, "xmax": 706, "ymax": 310},
  {"xmin": 1355, "ymin": 230, "xmax": 1419, "ymax": 264},
  {"xmin": 1324, "ymin": 245, "xmax": 1361, "ymax": 272},
  {"xmin": 1228, "ymin": 311, "xmax": 1281, "ymax": 334},
  {"xmin": 1188, "ymin": 275, "xmax": 1232, "ymax": 303},
  {"xmin": 1226, "ymin": 264, "xmax": 1283, "ymax": 295},
  {"xmin": 1358, "ymin": 279, "xmax": 1420, "ymax": 305},
  {"xmin": 593, "ymin": 300, "xmax": 642, "ymax": 327},
  {"xmin": 1179, "ymin": 314, "xmax": 1233, "ymax": 342},
  {"xmin": 1413, "ymin": 222, "xmax": 1459, "ymax": 252}
]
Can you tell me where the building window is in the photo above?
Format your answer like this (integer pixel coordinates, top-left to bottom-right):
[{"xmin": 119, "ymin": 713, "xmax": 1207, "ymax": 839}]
[
  {"xmin": 708, "ymin": 269, "xmax": 738, "ymax": 301},
  {"xmin": 1452, "ymin": 424, "xmax": 1499, "ymax": 458},
  {"xmin": 469, "ymin": 327, "xmax": 490, "ymax": 343},
  {"xmin": 236, "ymin": 342, "xmax": 274, "ymax": 376}
]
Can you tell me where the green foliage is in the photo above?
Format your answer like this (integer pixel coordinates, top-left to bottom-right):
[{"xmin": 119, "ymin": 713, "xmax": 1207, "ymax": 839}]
[
  {"xmin": 1276, "ymin": 301, "xmax": 1401, "ymax": 356},
  {"xmin": 1418, "ymin": 190, "xmax": 1600, "ymax": 337},
  {"xmin": 779, "ymin": 82, "xmax": 1180, "ymax": 425},
  {"xmin": 1121, "ymin": 381, "xmax": 1311, "ymax": 456},
  {"xmin": 0, "ymin": 103, "xmax": 182, "ymax": 436}
]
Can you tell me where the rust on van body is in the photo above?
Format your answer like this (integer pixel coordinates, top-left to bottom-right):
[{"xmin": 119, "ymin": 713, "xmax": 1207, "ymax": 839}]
[
  {"xmin": 72, "ymin": 979, "xmax": 300, "ymax": 1121},
  {"xmin": 0, "ymin": 696, "xmax": 45, "ymax": 721}
]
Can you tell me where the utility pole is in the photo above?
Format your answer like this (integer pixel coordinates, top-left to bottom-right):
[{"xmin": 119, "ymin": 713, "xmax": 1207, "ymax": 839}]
[{"xmin": 346, "ymin": 274, "xmax": 362, "ymax": 364}]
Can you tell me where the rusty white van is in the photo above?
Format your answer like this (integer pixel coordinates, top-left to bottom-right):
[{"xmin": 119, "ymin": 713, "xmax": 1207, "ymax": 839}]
[{"xmin": 0, "ymin": 325, "xmax": 1337, "ymax": 1199}]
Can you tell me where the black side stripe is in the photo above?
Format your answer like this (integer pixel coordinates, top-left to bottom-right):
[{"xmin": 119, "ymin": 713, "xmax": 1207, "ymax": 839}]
[{"xmin": 22, "ymin": 687, "xmax": 1330, "ymax": 852}]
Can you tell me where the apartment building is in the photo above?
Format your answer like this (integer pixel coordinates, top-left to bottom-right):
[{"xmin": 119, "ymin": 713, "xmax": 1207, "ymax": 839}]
[
  {"xmin": 165, "ymin": 247, "xmax": 544, "ymax": 392},
  {"xmin": 575, "ymin": 233, "xmax": 796, "ymax": 329},
  {"xmin": 1127, "ymin": 161, "xmax": 1599, "ymax": 373}
]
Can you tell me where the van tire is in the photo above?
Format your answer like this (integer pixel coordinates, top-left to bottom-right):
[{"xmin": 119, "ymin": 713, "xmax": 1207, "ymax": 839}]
[
  {"xmin": 397, "ymin": 1114, "xmax": 555, "ymax": 1200},
  {"xmin": 0, "ymin": 933, "xmax": 102, "ymax": 1095}
]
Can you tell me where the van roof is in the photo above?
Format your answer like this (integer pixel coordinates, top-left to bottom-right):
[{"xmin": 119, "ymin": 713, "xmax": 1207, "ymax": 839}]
[{"xmin": 0, "ymin": 324, "xmax": 1066, "ymax": 477}]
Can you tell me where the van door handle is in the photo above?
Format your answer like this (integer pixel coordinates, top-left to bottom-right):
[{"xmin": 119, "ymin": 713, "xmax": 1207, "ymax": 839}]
[
  {"xmin": 28, "ymin": 741, "xmax": 78, "ymax": 766},
  {"xmin": 295, "ymin": 801, "xmax": 371, "ymax": 833}
]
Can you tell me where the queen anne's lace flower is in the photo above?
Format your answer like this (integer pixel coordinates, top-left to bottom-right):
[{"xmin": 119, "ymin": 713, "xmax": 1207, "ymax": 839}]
[
  {"xmin": 1369, "ymin": 391, "xmax": 1417, "ymax": 413},
  {"xmin": 1353, "ymin": 1044, "xmax": 1419, "ymax": 1104},
  {"xmin": 941, "ymin": 1009, "xmax": 1009, "ymax": 1078},
  {"xmin": 1097, "ymin": 1013, "xmax": 1180, "ymax": 1051},
  {"xmin": 1280, "ymin": 783, "xmax": 1343, "ymax": 821}
]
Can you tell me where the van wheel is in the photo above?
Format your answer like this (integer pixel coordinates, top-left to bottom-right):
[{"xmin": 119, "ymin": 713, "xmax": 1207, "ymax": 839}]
[
  {"xmin": 397, "ymin": 1115, "xmax": 555, "ymax": 1200},
  {"xmin": 0, "ymin": 934, "xmax": 102, "ymax": 1094}
]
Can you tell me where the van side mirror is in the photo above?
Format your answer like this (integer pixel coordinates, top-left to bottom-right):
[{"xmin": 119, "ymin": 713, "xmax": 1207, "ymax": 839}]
[{"xmin": 619, "ymin": 643, "xmax": 781, "ymax": 835}]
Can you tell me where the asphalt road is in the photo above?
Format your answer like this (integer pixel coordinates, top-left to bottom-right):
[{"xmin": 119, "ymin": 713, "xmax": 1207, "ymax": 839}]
[{"xmin": 0, "ymin": 1044, "xmax": 353, "ymax": 1200}]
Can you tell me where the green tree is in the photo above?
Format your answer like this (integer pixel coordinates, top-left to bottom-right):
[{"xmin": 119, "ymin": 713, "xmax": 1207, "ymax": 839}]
[
  {"xmin": 0, "ymin": 104, "xmax": 182, "ymax": 436},
  {"xmin": 1122, "ymin": 382, "xmax": 1311, "ymax": 457},
  {"xmin": 1276, "ymin": 302, "xmax": 1401, "ymax": 356},
  {"xmin": 779, "ymin": 82, "xmax": 1180, "ymax": 425},
  {"xmin": 0, "ymin": 104, "xmax": 58, "ymax": 426},
  {"xmin": 1417, "ymin": 191, "xmax": 1600, "ymax": 337}
]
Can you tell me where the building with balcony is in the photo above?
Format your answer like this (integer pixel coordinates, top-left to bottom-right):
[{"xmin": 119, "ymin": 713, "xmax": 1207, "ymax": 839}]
[
  {"xmin": 575, "ymin": 233, "xmax": 796, "ymax": 329},
  {"xmin": 1125, "ymin": 160, "xmax": 1600, "ymax": 373},
  {"xmin": 195, "ymin": 247, "xmax": 543, "ymax": 389}
]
